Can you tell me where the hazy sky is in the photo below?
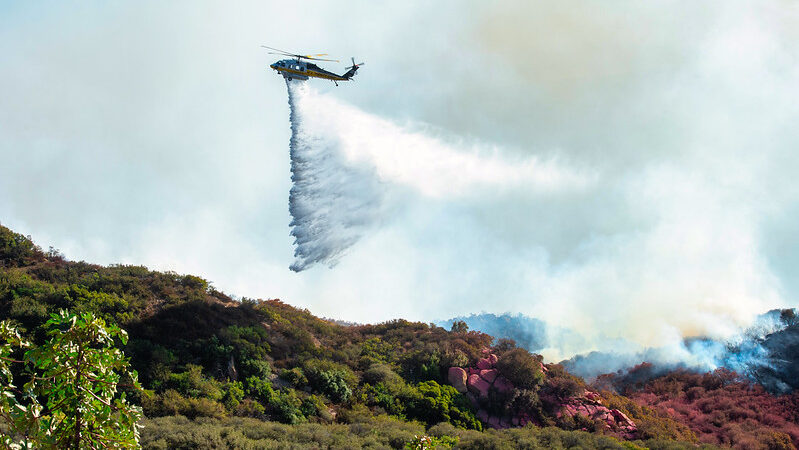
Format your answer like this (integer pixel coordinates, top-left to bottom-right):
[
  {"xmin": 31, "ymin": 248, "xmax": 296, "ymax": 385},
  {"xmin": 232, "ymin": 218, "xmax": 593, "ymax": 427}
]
[{"xmin": 2, "ymin": 1, "xmax": 798, "ymax": 358}]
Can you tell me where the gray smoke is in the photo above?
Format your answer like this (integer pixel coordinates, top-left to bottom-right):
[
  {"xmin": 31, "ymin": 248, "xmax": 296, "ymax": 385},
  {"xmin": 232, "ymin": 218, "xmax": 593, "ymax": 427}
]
[
  {"xmin": 562, "ymin": 308, "xmax": 799, "ymax": 393},
  {"xmin": 286, "ymin": 80, "xmax": 382, "ymax": 271},
  {"xmin": 447, "ymin": 310, "xmax": 799, "ymax": 393}
]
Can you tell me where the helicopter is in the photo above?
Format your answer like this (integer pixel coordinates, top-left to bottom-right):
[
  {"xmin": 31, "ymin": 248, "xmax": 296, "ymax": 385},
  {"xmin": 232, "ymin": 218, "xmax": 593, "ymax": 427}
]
[{"xmin": 263, "ymin": 46, "xmax": 364, "ymax": 86}]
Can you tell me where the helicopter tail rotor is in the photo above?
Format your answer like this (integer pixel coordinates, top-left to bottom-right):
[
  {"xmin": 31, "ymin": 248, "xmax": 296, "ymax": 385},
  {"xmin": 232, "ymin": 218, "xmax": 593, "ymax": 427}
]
[
  {"xmin": 342, "ymin": 57, "xmax": 365, "ymax": 79},
  {"xmin": 345, "ymin": 57, "xmax": 366, "ymax": 70}
]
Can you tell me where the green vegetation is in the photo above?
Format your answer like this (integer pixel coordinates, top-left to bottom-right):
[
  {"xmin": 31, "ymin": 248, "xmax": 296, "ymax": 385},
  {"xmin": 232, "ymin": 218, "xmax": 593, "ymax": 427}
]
[
  {"xmin": 0, "ymin": 224, "xmax": 764, "ymax": 449},
  {"xmin": 138, "ymin": 415, "xmax": 719, "ymax": 449}
]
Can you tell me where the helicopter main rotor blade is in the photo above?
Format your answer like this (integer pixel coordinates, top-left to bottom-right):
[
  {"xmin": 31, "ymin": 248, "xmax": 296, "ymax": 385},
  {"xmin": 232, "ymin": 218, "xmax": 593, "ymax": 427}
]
[
  {"xmin": 262, "ymin": 46, "xmax": 339, "ymax": 62},
  {"xmin": 305, "ymin": 57, "xmax": 339, "ymax": 62},
  {"xmin": 261, "ymin": 45, "xmax": 296, "ymax": 55}
]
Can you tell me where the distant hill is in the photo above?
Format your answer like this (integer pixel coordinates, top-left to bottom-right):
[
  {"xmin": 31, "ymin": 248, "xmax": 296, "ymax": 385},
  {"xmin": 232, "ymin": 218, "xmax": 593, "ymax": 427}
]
[{"xmin": 437, "ymin": 313, "xmax": 548, "ymax": 351}]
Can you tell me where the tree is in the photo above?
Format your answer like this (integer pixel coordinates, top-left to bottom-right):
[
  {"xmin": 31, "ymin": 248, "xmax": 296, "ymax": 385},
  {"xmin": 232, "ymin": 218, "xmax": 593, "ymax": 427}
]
[
  {"xmin": 0, "ymin": 321, "xmax": 39, "ymax": 449},
  {"xmin": 450, "ymin": 321, "xmax": 468, "ymax": 334},
  {"xmin": 0, "ymin": 310, "xmax": 142, "ymax": 449}
]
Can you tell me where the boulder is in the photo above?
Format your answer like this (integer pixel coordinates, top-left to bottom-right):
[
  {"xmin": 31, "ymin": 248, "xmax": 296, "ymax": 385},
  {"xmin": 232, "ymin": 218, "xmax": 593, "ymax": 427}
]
[
  {"xmin": 583, "ymin": 390, "xmax": 602, "ymax": 403},
  {"xmin": 448, "ymin": 367, "xmax": 468, "ymax": 393},
  {"xmin": 479, "ymin": 369, "xmax": 497, "ymax": 384},
  {"xmin": 611, "ymin": 409, "xmax": 635, "ymax": 428},
  {"xmin": 488, "ymin": 354, "xmax": 498, "ymax": 366},
  {"xmin": 476, "ymin": 358, "xmax": 492, "ymax": 370},
  {"xmin": 468, "ymin": 373, "xmax": 491, "ymax": 398}
]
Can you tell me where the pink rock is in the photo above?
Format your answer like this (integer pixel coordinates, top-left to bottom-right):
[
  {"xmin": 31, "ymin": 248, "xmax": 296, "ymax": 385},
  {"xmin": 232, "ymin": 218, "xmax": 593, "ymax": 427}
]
[
  {"xmin": 448, "ymin": 367, "xmax": 468, "ymax": 393},
  {"xmin": 477, "ymin": 409, "xmax": 489, "ymax": 423},
  {"xmin": 468, "ymin": 374, "xmax": 491, "ymax": 398},
  {"xmin": 488, "ymin": 354, "xmax": 498, "ymax": 366},
  {"xmin": 512, "ymin": 416, "xmax": 520, "ymax": 426},
  {"xmin": 493, "ymin": 376, "xmax": 513, "ymax": 393},
  {"xmin": 479, "ymin": 369, "xmax": 497, "ymax": 383},
  {"xmin": 584, "ymin": 390, "xmax": 600, "ymax": 401},
  {"xmin": 477, "ymin": 358, "xmax": 491, "ymax": 370},
  {"xmin": 488, "ymin": 416, "xmax": 500, "ymax": 428},
  {"xmin": 611, "ymin": 409, "xmax": 635, "ymax": 427}
]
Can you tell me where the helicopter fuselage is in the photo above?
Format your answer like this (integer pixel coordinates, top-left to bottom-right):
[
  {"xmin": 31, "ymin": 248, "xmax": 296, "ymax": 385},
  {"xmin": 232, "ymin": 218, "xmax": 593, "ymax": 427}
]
[{"xmin": 270, "ymin": 59, "xmax": 351, "ymax": 82}]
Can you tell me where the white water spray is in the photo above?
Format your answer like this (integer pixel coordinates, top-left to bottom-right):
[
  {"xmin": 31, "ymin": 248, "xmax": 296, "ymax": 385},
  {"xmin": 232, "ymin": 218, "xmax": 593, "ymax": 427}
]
[{"xmin": 286, "ymin": 80, "xmax": 382, "ymax": 271}]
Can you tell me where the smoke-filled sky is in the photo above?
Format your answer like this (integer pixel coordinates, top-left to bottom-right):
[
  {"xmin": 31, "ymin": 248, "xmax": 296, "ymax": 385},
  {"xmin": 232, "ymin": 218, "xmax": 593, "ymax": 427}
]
[{"xmin": 2, "ymin": 1, "xmax": 799, "ymax": 360}]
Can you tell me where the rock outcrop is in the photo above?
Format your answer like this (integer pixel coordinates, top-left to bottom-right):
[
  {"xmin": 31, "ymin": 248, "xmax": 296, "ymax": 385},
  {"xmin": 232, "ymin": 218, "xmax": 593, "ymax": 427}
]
[
  {"xmin": 447, "ymin": 348, "xmax": 638, "ymax": 439},
  {"xmin": 463, "ymin": 354, "xmax": 513, "ymax": 402},
  {"xmin": 557, "ymin": 389, "xmax": 637, "ymax": 440}
]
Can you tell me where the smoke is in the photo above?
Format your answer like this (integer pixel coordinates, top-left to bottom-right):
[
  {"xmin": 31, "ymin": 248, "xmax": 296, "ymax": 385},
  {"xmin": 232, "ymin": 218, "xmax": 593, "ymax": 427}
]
[
  {"xmin": 561, "ymin": 308, "xmax": 799, "ymax": 393},
  {"xmin": 446, "ymin": 309, "xmax": 799, "ymax": 393},
  {"xmin": 286, "ymin": 80, "xmax": 383, "ymax": 271}
]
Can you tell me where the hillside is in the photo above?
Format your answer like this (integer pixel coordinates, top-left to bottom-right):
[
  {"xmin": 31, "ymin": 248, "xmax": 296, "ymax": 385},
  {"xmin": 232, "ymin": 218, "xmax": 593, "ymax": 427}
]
[{"xmin": 2, "ymin": 223, "xmax": 797, "ymax": 449}]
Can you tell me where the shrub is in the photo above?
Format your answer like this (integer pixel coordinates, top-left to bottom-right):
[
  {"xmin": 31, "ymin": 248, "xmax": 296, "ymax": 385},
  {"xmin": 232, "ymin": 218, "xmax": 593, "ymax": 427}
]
[
  {"xmin": 404, "ymin": 381, "xmax": 482, "ymax": 430},
  {"xmin": 233, "ymin": 398, "xmax": 266, "ymax": 418},
  {"xmin": 268, "ymin": 389, "xmax": 306, "ymax": 424},
  {"xmin": 495, "ymin": 348, "xmax": 544, "ymax": 390},
  {"xmin": 223, "ymin": 381, "xmax": 245, "ymax": 411},
  {"xmin": 167, "ymin": 364, "xmax": 223, "ymax": 400},
  {"xmin": 245, "ymin": 375, "xmax": 274, "ymax": 404},
  {"xmin": 303, "ymin": 359, "xmax": 357, "ymax": 403},
  {"xmin": 279, "ymin": 367, "xmax": 308, "ymax": 387},
  {"xmin": 363, "ymin": 363, "xmax": 404, "ymax": 388}
]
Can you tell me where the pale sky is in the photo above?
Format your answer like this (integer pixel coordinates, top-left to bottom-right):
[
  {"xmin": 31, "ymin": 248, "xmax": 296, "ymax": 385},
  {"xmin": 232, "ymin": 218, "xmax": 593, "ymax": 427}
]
[{"xmin": 2, "ymin": 1, "xmax": 798, "ymax": 358}]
